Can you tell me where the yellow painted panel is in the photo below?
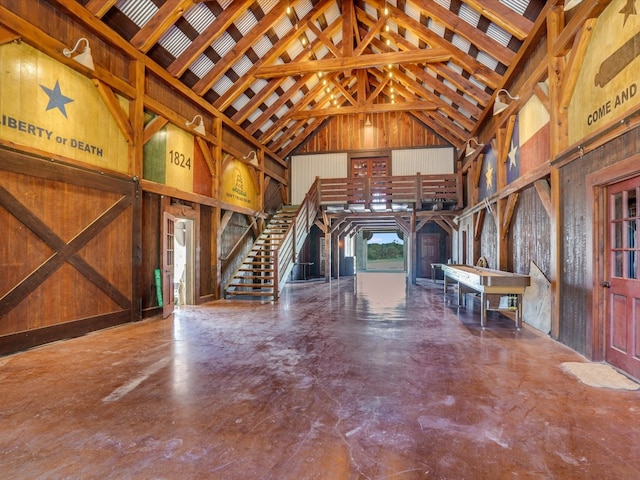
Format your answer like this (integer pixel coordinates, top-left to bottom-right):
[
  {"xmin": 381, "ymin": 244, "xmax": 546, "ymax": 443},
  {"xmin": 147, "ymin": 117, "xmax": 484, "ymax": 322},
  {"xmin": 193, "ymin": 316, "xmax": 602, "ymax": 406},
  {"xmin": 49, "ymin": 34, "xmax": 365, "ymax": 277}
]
[
  {"xmin": 0, "ymin": 42, "xmax": 128, "ymax": 172},
  {"xmin": 221, "ymin": 159, "xmax": 260, "ymax": 210},
  {"xmin": 164, "ymin": 123, "xmax": 194, "ymax": 192},
  {"xmin": 568, "ymin": 0, "xmax": 640, "ymax": 143}
]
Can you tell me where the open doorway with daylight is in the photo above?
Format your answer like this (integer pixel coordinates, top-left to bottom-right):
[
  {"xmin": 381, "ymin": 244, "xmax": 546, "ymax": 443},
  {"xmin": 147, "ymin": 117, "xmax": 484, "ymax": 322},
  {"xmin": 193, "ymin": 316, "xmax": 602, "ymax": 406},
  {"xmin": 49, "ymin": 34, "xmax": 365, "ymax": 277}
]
[
  {"xmin": 363, "ymin": 231, "xmax": 405, "ymax": 271},
  {"xmin": 174, "ymin": 218, "xmax": 195, "ymax": 306}
]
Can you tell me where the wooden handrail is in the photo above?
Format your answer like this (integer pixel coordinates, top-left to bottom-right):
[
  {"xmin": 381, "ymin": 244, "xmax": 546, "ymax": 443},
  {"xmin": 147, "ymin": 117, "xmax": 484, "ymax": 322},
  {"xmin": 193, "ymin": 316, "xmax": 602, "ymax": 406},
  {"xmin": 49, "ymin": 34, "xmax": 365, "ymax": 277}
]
[{"xmin": 273, "ymin": 178, "xmax": 320, "ymax": 299}]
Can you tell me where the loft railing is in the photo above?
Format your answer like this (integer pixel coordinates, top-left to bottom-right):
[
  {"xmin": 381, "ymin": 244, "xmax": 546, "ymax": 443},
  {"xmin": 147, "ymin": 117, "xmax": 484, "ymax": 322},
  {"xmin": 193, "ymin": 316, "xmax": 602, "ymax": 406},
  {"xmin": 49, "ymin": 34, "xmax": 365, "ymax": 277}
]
[
  {"xmin": 271, "ymin": 173, "xmax": 460, "ymax": 298},
  {"xmin": 317, "ymin": 173, "xmax": 460, "ymax": 209}
]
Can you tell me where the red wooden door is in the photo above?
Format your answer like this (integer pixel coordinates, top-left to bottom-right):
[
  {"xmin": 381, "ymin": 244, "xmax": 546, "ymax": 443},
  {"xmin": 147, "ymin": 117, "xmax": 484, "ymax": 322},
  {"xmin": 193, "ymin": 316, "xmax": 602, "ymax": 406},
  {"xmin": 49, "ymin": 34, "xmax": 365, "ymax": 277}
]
[
  {"xmin": 420, "ymin": 234, "xmax": 440, "ymax": 278},
  {"xmin": 605, "ymin": 176, "xmax": 640, "ymax": 379},
  {"xmin": 162, "ymin": 212, "xmax": 176, "ymax": 318}
]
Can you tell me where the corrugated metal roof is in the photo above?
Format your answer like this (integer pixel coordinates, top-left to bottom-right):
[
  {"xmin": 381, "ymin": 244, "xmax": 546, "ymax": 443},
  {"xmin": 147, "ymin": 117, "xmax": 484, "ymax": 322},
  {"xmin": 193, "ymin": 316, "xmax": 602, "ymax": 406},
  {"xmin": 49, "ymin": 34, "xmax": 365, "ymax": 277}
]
[{"xmin": 97, "ymin": 0, "xmax": 546, "ymax": 155}]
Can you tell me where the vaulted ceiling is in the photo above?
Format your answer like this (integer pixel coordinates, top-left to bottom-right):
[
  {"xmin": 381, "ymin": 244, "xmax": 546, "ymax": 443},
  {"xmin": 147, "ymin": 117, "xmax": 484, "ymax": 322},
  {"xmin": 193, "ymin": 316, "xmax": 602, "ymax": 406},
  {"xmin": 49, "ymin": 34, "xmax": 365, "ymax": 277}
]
[{"xmin": 78, "ymin": 0, "xmax": 547, "ymax": 158}]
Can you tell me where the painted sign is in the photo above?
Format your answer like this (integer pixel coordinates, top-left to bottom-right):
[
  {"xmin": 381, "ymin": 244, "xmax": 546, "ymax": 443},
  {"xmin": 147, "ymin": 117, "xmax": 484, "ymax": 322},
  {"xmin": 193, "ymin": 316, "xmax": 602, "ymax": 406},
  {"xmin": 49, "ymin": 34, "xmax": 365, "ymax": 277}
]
[
  {"xmin": 568, "ymin": 0, "xmax": 640, "ymax": 142},
  {"xmin": 221, "ymin": 159, "xmax": 260, "ymax": 210},
  {"xmin": 478, "ymin": 146, "xmax": 497, "ymax": 201},
  {"xmin": 144, "ymin": 123, "xmax": 195, "ymax": 192},
  {"xmin": 0, "ymin": 42, "xmax": 128, "ymax": 172},
  {"xmin": 142, "ymin": 115, "xmax": 213, "ymax": 197}
]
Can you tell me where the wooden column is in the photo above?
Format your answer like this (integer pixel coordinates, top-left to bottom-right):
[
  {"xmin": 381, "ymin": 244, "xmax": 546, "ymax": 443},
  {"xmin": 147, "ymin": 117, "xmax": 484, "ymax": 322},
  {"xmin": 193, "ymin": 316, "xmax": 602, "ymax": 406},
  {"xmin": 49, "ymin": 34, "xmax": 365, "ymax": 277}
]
[
  {"xmin": 322, "ymin": 212, "xmax": 331, "ymax": 283},
  {"xmin": 547, "ymin": 5, "xmax": 567, "ymax": 340},
  {"xmin": 409, "ymin": 211, "xmax": 417, "ymax": 284},
  {"xmin": 213, "ymin": 118, "xmax": 223, "ymax": 298}
]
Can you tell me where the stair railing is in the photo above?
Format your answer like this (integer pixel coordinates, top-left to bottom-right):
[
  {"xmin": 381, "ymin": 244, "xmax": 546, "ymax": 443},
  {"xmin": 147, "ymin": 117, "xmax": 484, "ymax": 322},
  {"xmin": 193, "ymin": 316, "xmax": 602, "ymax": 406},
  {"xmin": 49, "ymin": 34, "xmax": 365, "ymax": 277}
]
[{"xmin": 273, "ymin": 178, "xmax": 320, "ymax": 299}]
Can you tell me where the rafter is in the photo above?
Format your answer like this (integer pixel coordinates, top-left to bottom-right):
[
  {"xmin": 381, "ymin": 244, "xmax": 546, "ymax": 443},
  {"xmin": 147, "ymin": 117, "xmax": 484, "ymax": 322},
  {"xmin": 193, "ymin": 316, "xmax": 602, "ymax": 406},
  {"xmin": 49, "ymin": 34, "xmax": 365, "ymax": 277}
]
[
  {"xmin": 292, "ymin": 101, "xmax": 437, "ymax": 119},
  {"xmin": 255, "ymin": 48, "xmax": 451, "ymax": 79}
]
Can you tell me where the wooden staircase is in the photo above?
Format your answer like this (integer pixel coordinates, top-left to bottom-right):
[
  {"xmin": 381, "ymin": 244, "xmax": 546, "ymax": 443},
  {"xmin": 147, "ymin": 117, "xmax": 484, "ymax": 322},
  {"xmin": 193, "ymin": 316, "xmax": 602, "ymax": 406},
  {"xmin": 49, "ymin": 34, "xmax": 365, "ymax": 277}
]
[{"xmin": 224, "ymin": 206, "xmax": 298, "ymax": 300}]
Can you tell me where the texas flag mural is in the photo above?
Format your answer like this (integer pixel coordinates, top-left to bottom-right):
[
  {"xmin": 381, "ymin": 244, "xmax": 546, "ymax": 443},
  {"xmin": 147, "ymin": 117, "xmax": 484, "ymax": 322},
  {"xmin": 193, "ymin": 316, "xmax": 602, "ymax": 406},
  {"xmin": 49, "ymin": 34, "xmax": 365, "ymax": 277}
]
[
  {"xmin": 0, "ymin": 42, "xmax": 128, "ymax": 172},
  {"xmin": 507, "ymin": 94, "xmax": 551, "ymax": 185}
]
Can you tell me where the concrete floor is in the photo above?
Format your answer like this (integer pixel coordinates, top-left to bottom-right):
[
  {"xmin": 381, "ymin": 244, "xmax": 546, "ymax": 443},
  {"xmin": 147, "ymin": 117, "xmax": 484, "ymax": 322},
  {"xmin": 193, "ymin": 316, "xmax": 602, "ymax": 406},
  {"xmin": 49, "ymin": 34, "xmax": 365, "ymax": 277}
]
[{"xmin": 1, "ymin": 273, "xmax": 639, "ymax": 479}]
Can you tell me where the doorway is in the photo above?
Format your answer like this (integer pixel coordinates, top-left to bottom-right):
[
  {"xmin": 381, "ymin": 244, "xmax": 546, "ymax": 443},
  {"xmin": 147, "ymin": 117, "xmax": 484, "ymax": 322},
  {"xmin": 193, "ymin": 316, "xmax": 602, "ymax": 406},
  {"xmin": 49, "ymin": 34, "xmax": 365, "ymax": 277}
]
[
  {"xmin": 366, "ymin": 232, "xmax": 405, "ymax": 271},
  {"xmin": 604, "ymin": 175, "xmax": 640, "ymax": 379},
  {"xmin": 174, "ymin": 218, "xmax": 196, "ymax": 306}
]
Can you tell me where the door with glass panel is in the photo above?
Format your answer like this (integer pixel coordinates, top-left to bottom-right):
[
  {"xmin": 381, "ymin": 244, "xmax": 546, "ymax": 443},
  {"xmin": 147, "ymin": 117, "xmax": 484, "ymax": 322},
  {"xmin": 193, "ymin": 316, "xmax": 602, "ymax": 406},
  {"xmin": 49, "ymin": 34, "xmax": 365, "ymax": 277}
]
[{"xmin": 605, "ymin": 176, "xmax": 640, "ymax": 379}]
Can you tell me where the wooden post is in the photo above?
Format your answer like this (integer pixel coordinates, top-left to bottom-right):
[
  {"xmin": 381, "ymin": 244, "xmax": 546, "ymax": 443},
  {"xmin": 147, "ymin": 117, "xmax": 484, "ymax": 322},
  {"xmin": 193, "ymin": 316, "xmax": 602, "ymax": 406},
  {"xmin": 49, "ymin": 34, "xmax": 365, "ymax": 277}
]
[
  {"xmin": 410, "ymin": 210, "xmax": 417, "ymax": 284},
  {"xmin": 213, "ymin": 118, "xmax": 223, "ymax": 298}
]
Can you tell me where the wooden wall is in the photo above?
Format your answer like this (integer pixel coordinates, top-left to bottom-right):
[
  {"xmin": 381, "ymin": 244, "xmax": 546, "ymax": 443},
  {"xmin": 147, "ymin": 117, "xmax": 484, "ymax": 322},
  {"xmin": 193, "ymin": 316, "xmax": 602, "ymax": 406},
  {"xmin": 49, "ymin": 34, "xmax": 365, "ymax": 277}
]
[
  {"xmin": 509, "ymin": 186, "xmax": 551, "ymax": 278},
  {"xmin": 0, "ymin": 149, "xmax": 139, "ymax": 354},
  {"xmin": 558, "ymin": 127, "xmax": 640, "ymax": 354},
  {"xmin": 296, "ymin": 112, "xmax": 451, "ymax": 154},
  {"xmin": 480, "ymin": 213, "xmax": 498, "ymax": 270}
]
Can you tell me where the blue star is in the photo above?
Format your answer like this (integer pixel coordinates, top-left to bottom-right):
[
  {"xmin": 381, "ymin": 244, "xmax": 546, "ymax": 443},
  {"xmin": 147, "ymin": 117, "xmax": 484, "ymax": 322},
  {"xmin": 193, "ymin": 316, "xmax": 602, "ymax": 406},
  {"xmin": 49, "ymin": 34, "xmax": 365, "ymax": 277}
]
[{"xmin": 40, "ymin": 80, "xmax": 74, "ymax": 118}]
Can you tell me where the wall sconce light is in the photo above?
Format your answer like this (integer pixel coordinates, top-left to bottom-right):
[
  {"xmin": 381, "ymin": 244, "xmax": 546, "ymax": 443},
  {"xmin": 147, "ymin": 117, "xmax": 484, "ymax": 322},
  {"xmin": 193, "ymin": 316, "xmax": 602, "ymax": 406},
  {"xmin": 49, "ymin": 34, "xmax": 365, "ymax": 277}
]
[
  {"xmin": 493, "ymin": 88, "xmax": 520, "ymax": 116},
  {"xmin": 63, "ymin": 38, "xmax": 95, "ymax": 71},
  {"xmin": 185, "ymin": 115, "xmax": 205, "ymax": 135},
  {"xmin": 465, "ymin": 138, "xmax": 484, "ymax": 157},
  {"xmin": 243, "ymin": 150, "xmax": 259, "ymax": 166},
  {"xmin": 364, "ymin": 116, "xmax": 372, "ymax": 127},
  {"xmin": 563, "ymin": 0, "xmax": 583, "ymax": 10}
]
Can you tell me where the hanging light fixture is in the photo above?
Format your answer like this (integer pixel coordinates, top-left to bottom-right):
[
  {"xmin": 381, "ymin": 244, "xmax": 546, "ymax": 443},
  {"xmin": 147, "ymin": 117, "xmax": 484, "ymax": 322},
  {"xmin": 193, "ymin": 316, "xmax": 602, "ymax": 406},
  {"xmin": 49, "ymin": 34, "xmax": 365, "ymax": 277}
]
[
  {"xmin": 493, "ymin": 88, "xmax": 520, "ymax": 116},
  {"xmin": 465, "ymin": 138, "xmax": 485, "ymax": 157},
  {"xmin": 364, "ymin": 116, "xmax": 372, "ymax": 127},
  {"xmin": 62, "ymin": 37, "xmax": 95, "ymax": 70},
  {"xmin": 185, "ymin": 115, "xmax": 205, "ymax": 135}
]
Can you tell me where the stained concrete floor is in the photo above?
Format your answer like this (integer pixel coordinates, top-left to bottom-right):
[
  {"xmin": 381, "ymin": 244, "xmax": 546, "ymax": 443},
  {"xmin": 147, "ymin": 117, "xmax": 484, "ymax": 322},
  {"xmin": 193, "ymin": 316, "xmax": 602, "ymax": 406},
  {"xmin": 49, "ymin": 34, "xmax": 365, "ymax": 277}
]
[{"xmin": 1, "ymin": 273, "xmax": 640, "ymax": 479}]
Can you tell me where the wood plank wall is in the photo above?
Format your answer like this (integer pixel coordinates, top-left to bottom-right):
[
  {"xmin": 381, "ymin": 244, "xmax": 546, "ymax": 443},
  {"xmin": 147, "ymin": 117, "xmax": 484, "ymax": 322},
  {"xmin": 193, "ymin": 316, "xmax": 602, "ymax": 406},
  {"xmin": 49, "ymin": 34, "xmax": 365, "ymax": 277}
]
[
  {"xmin": 558, "ymin": 127, "xmax": 640, "ymax": 355},
  {"xmin": 296, "ymin": 112, "xmax": 450, "ymax": 154},
  {"xmin": 509, "ymin": 186, "xmax": 551, "ymax": 278}
]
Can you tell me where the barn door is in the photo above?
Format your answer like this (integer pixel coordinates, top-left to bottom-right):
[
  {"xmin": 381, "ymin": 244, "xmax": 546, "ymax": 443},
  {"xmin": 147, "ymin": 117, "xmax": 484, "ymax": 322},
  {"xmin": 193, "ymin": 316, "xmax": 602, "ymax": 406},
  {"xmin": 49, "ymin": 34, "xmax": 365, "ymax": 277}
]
[
  {"xmin": 0, "ymin": 150, "xmax": 139, "ymax": 354},
  {"xmin": 162, "ymin": 212, "xmax": 176, "ymax": 318},
  {"xmin": 605, "ymin": 176, "xmax": 640, "ymax": 379}
]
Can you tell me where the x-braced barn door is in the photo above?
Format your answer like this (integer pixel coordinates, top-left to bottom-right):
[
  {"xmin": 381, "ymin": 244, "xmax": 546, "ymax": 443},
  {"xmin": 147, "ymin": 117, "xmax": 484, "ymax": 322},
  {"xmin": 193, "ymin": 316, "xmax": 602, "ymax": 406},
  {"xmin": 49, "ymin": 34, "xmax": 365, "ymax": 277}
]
[
  {"xmin": 0, "ymin": 149, "xmax": 139, "ymax": 354},
  {"xmin": 162, "ymin": 212, "xmax": 176, "ymax": 318},
  {"xmin": 605, "ymin": 175, "xmax": 640, "ymax": 379}
]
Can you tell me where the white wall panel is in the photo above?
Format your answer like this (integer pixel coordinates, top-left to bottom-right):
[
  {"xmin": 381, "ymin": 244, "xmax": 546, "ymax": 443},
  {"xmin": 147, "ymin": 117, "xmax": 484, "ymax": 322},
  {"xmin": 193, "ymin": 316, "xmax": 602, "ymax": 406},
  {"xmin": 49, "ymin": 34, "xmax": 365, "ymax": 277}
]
[
  {"xmin": 291, "ymin": 153, "xmax": 348, "ymax": 204},
  {"xmin": 391, "ymin": 148, "xmax": 454, "ymax": 175}
]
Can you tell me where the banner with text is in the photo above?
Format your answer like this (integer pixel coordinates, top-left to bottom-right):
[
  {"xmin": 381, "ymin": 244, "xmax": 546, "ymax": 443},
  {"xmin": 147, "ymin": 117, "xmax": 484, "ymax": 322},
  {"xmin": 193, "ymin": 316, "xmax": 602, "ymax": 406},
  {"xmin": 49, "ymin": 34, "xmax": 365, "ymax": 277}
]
[
  {"xmin": 568, "ymin": 0, "xmax": 640, "ymax": 143},
  {"xmin": 143, "ymin": 123, "xmax": 195, "ymax": 193},
  {"xmin": 0, "ymin": 42, "xmax": 128, "ymax": 172}
]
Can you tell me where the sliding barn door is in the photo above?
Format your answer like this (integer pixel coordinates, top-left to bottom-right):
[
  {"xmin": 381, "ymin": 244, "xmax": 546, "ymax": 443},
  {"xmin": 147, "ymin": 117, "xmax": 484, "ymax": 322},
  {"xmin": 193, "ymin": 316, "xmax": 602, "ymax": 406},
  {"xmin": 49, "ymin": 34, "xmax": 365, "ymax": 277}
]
[
  {"xmin": 0, "ymin": 149, "xmax": 139, "ymax": 354},
  {"xmin": 605, "ymin": 175, "xmax": 640, "ymax": 379}
]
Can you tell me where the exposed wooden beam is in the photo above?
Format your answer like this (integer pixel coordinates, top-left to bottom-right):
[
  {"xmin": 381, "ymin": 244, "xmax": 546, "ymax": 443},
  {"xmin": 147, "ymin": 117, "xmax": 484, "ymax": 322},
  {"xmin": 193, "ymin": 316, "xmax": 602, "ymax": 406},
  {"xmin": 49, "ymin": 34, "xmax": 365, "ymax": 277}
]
[
  {"xmin": 463, "ymin": 0, "xmax": 534, "ymax": 40},
  {"xmin": 92, "ymin": 80, "xmax": 134, "ymax": 144},
  {"xmin": 255, "ymin": 48, "xmax": 451, "ymax": 78},
  {"xmin": 130, "ymin": 0, "xmax": 192, "ymax": 53},
  {"xmin": 194, "ymin": 2, "xmax": 289, "ymax": 95},
  {"xmin": 84, "ymin": 0, "xmax": 117, "ymax": 18},
  {"xmin": 0, "ymin": 25, "xmax": 19, "ymax": 44},
  {"xmin": 292, "ymin": 101, "xmax": 437, "ymax": 119},
  {"xmin": 167, "ymin": 0, "xmax": 254, "ymax": 77},
  {"xmin": 560, "ymin": 18, "xmax": 596, "ymax": 109}
]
